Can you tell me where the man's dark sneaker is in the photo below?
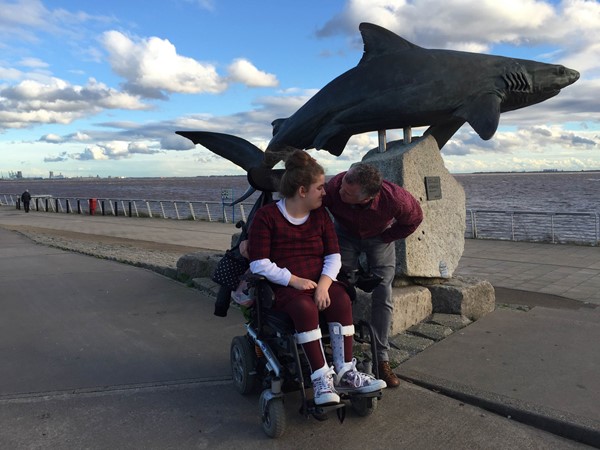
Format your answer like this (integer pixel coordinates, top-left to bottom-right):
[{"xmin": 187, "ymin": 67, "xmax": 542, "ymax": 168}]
[{"xmin": 378, "ymin": 361, "xmax": 400, "ymax": 388}]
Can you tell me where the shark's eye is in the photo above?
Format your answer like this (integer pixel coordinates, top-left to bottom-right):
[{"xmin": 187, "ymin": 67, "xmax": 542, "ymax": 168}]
[{"xmin": 557, "ymin": 66, "xmax": 566, "ymax": 76}]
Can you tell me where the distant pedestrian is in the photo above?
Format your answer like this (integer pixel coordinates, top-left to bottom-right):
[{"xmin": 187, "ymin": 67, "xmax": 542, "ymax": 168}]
[{"xmin": 21, "ymin": 189, "xmax": 31, "ymax": 213}]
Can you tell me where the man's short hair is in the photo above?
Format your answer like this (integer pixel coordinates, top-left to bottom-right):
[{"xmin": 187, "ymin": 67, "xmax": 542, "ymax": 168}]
[{"xmin": 345, "ymin": 164, "xmax": 382, "ymax": 197}]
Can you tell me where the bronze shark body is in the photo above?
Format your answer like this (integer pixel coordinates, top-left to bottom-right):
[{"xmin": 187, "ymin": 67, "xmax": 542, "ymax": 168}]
[{"xmin": 178, "ymin": 22, "xmax": 579, "ymax": 176}]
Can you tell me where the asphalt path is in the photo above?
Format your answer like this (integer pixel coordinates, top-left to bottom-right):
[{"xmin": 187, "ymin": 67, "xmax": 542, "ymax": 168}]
[{"xmin": 1, "ymin": 229, "xmax": 593, "ymax": 449}]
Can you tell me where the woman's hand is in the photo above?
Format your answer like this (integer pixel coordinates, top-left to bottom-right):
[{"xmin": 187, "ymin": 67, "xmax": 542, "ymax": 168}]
[
  {"xmin": 313, "ymin": 285, "xmax": 331, "ymax": 311},
  {"xmin": 288, "ymin": 275, "xmax": 318, "ymax": 291}
]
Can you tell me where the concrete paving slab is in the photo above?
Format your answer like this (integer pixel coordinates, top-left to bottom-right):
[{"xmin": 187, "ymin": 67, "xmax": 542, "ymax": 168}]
[
  {"xmin": 0, "ymin": 379, "xmax": 591, "ymax": 449},
  {"xmin": 397, "ymin": 307, "xmax": 600, "ymax": 447}
]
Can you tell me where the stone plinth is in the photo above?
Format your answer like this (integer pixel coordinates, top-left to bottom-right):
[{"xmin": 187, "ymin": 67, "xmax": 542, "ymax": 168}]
[
  {"xmin": 362, "ymin": 135, "xmax": 466, "ymax": 278},
  {"xmin": 352, "ymin": 285, "xmax": 432, "ymax": 336},
  {"xmin": 420, "ymin": 276, "xmax": 495, "ymax": 320},
  {"xmin": 176, "ymin": 252, "xmax": 221, "ymax": 282}
]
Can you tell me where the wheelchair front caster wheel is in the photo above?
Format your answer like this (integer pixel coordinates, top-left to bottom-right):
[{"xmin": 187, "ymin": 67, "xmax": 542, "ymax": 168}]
[
  {"xmin": 260, "ymin": 390, "xmax": 286, "ymax": 438},
  {"xmin": 351, "ymin": 395, "xmax": 378, "ymax": 417},
  {"xmin": 230, "ymin": 335, "xmax": 257, "ymax": 394}
]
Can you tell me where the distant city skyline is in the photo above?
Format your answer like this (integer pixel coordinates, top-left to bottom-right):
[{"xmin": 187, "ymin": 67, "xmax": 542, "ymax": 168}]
[{"xmin": 0, "ymin": 0, "xmax": 598, "ymax": 178}]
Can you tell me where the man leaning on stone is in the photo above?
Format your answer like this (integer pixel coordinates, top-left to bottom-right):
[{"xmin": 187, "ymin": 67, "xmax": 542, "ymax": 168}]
[{"xmin": 324, "ymin": 163, "xmax": 423, "ymax": 387}]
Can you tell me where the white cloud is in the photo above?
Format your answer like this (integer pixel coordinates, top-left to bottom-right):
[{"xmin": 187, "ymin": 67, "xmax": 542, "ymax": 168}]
[
  {"xmin": 128, "ymin": 141, "xmax": 160, "ymax": 155},
  {"xmin": 39, "ymin": 133, "xmax": 63, "ymax": 143},
  {"xmin": 0, "ymin": 76, "xmax": 148, "ymax": 130},
  {"xmin": 71, "ymin": 146, "xmax": 108, "ymax": 161},
  {"xmin": 227, "ymin": 58, "xmax": 279, "ymax": 87},
  {"xmin": 17, "ymin": 57, "xmax": 48, "ymax": 68},
  {"xmin": 319, "ymin": 0, "xmax": 556, "ymax": 48},
  {"xmin": 317, "ymin": 0, "xmax": 600, "ymax": 78},
  {"xmin": 102, "ymin": 30, "xmax": 228, "ymax": 98},
  {"xmin": 161, "ymin": 134, "xmax": 197, "ymax": 151}
]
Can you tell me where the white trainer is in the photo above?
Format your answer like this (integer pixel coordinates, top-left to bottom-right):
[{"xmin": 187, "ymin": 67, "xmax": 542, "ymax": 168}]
[
  {"xmin": 311, "ymin": 365, "xmax": 340, "ymax": 405},
  {"xmin": 336, "ymin": 358, "xmax": 387, "ymax": 394}
]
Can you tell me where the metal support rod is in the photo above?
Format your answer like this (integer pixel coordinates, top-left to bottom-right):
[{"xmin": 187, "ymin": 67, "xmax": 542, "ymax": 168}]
[
  {"xmin": 403, "ymin": 126, "xmax": 412, "ymax": 144},
  {"xmin": 377, "ymin": 130, "xmax": 386, "ymax": 153}
]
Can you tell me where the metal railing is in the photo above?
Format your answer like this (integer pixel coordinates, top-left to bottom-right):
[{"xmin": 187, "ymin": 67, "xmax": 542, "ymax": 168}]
[
  {"xmin": 466, "ymin": 209, "xmax": 599, "ymax": 246},
  {"xmin": 3, "ymin": 193, "xmax": 598, "ymax": 246},
  {"xmin": 1, "ymin": 193, "xmax": 254, "ymax": 224}
]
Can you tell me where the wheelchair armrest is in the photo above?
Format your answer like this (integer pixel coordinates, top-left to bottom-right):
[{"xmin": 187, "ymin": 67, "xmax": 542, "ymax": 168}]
[{"xmin": 245, "ymin": 274, "xmax": 276, "ymax": 310}]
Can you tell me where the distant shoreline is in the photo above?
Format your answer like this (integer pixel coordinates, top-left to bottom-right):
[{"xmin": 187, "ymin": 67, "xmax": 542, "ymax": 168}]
[
  {"xmin": 2, "ymin": 169, "xmax": 600, "ymax": 181},
  {"xmin": 460, "ymin": 169, "xmax": 600, "ymax": 175}
]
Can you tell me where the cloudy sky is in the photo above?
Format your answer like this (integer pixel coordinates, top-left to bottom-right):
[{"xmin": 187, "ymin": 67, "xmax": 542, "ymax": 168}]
[{"xmin": 0, "ymin": 0, "xmax": 598, "ymax": 178}]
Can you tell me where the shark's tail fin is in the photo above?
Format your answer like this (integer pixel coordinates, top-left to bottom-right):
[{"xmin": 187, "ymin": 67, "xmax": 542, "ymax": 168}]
[
  {"xmin": 176, "ymin": 131, "xmax": 264, "ymax": 204},
  {"xmin": 176, "ymin": 131, "xmax": 265, "ymax": 172}
]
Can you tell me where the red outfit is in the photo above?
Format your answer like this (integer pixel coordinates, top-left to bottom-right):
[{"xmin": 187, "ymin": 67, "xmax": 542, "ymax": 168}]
[
  {"xmin": 323, "ymin": 172, "xmax": 423, "ymax": 243},
  {"xmin": 248, "ymin": 203, "xmax": 339, "ymax": 282},
  {"xmin": 247, "ymin": 202, "xmax": 353, "ymax": 368}
]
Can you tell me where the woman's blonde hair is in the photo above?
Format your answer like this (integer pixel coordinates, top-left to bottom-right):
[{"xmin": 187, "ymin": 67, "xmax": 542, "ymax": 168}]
[{"xmin": 279, "ymin": 150, "xmax": 324, "ymax": 198}]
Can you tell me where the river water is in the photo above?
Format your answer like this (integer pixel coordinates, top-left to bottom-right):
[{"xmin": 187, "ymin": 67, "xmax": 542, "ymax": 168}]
[{"xmin": 1, "ymin": 171, "xmax": 599, "ymax": 213}]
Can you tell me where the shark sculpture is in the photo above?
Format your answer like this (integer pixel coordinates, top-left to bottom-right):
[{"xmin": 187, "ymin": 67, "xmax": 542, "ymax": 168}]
[{"xmin": 177, "ymin": 22, "xmax": 579, "ymax": 180}]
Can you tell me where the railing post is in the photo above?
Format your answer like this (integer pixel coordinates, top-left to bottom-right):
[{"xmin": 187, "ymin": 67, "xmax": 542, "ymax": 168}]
[
  {"xmin": 128, "ymin": 201, "xmax": 132, "ymax": 217},
  {"xmin": 114, "ymin": 201, "xmax": 118, "ymax": 216},
  {"xmin": 511, "ymin": 212, "xmax": 515, "ymax": 241},
  {"xmin": 189, "ymin": 202, "xmax": 196, "ymax": 220}
]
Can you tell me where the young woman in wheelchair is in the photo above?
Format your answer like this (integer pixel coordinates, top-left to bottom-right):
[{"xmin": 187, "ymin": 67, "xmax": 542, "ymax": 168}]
[{"xmin": 245, "ymin": 149, "xmax": 386, "ymax": 406}]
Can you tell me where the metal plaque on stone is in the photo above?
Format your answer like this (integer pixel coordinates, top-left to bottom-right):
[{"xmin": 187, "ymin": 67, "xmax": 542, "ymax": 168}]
[{"xmin": 425, "ymin": 176, "xmax": 442, "ymax": 200}]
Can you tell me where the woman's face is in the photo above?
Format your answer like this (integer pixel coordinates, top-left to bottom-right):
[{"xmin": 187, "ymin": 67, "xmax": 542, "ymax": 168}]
[{"xmin": 302, "ymin": 174, "xmax": 326, "ymax": 210}]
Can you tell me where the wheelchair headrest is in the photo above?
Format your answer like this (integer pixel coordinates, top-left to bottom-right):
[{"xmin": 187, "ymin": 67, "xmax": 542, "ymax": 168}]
[{"xmin": 247, "ymin": 167, "xmax": 285, "ymax": 193}]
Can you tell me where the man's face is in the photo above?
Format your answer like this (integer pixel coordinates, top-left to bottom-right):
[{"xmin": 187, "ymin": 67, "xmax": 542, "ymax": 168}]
[{"xmin": 339, "ymin": 175, "xmax": 371, "ymax": 205}]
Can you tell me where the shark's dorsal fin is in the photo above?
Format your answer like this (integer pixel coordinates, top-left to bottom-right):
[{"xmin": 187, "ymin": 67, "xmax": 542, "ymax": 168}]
[
  {"xmin": 454, "ymin": 93, "xmax": 502, "ymax": 141},
  {"xmin": 359, "ymin": 22, "xmax": 421, "ymax": 64}
]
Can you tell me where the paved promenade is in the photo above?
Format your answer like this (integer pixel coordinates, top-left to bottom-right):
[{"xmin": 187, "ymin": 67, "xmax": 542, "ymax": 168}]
[{"xmin": 1, "ymin": 206, "xmax": 599, "ymax": 448}]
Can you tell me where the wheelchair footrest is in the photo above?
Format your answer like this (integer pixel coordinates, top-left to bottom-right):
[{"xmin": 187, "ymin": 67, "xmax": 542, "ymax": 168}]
[{"xmin": 340, "ymin": 389, "xmax": 383, "ymax": 401}]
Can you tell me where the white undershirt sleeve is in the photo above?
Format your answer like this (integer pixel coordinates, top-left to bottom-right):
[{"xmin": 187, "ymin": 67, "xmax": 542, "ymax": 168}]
[
  {"xmin": 322, "ymin": 253, "xmax": 342, "ymax": 280},
  {"xmin": 250, "ymin": 258, "xmax": 292, "ymax": 286}
]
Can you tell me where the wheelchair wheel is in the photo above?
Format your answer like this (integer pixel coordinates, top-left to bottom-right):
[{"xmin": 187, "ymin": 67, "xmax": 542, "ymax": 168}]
[
  {"xmin": 230, "ymin": 335, "xmax": 257, "ymax": 394},
  {"xmin": 260, "ymin": 390, "xmax": 286, "ymax": 438},
  {"xmin": 351, "ymin": 396, "xmax": 378, "ymax": 417}
]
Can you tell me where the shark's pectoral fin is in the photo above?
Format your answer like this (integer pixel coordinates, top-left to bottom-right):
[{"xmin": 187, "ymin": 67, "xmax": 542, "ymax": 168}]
[
  {"xmin": 454, "ymin": 94, "xmax": 502, "ymax": 140},
  {"xmin": 313, "ymin": 128, "xmax": 351, "ymax": 156},
  {"xmin": 176, "ymin": 131, "xmax": 264, "ymax": 171},
  {"xmin": 424, "ymin": 118, "xmax": 466, "ymax": 149}
]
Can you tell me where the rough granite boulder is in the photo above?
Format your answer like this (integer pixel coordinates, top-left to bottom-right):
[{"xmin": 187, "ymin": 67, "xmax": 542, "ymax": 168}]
[
  {"xmin": 363, "ymin": 135, "xmax": 466, "ymax": 278},
  {"xmin": 419, "ymin": 276, "xmax": 495, "ymax": 320},
  {"xmin": 352, "ymin": 285, "xmax": 432, "ymax": 336}
]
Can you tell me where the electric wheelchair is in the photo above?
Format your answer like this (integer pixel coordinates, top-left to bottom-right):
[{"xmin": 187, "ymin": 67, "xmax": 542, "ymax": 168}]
[{"xmin": 215, "ymin": 168, "xmax": 384, "ymax": 438}]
